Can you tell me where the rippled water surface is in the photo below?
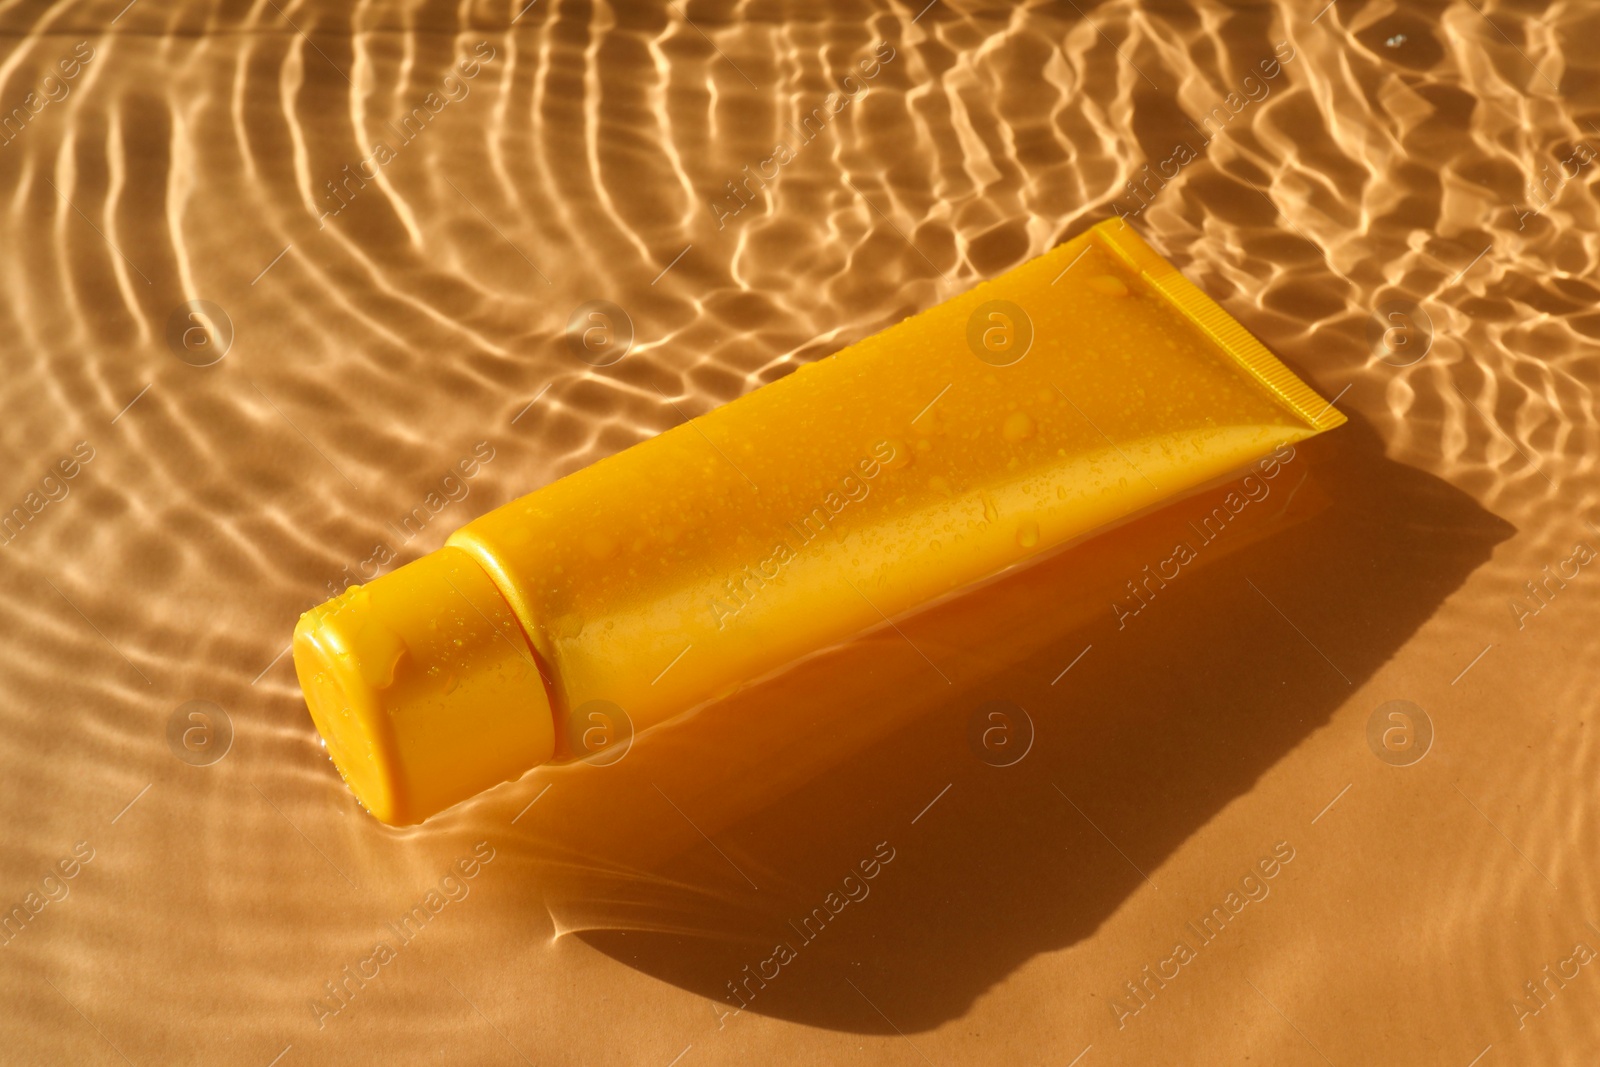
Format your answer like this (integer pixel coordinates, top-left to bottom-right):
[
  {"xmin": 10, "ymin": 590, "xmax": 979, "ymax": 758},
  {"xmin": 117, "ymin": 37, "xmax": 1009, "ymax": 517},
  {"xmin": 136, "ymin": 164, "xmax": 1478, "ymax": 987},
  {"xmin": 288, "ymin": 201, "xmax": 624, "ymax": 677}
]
[{"xmin": 4, "ymin": 0, "xmax": 1599, "ymax": 1063}]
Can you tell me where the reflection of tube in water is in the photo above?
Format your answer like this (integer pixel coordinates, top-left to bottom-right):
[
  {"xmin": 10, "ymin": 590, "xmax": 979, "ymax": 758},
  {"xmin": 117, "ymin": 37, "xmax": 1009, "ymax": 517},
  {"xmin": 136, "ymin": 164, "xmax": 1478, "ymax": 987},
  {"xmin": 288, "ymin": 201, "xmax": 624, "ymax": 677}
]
[{"xmin": 293, "ymin": 219, "xmax": 1346, "ymax": 825}]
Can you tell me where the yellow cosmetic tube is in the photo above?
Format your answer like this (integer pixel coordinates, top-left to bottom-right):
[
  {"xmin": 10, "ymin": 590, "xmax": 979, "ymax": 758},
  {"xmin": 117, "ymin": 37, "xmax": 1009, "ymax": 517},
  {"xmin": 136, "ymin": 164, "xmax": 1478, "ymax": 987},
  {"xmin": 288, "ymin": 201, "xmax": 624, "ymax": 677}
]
[{"xmin": 293, "ymin": 220, "xmax": 1345, "ymax": 824}]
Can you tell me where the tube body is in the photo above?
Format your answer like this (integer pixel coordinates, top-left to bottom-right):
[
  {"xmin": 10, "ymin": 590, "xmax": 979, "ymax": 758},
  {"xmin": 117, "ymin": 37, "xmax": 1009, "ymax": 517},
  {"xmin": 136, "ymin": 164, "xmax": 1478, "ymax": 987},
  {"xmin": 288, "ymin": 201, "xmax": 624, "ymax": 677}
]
[{"xmin": 294, "ymin": 219, "xmax": 1345, "ymax": 823}]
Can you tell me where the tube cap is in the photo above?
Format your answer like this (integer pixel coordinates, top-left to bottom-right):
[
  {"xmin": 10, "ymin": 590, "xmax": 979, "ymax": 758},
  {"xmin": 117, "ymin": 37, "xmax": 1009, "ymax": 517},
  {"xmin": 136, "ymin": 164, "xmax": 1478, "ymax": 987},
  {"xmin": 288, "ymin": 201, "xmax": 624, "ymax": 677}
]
[{"xmin": 292, "ymin": 546, "xmax": 555, "ymax": 825}]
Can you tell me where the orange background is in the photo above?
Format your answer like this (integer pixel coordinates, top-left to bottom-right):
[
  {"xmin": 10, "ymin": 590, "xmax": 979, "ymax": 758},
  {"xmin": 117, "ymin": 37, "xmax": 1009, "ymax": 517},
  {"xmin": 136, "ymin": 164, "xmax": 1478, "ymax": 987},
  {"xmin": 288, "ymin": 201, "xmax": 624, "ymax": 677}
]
[{"xmin": 2, "ymin": 1, "xmax": 1595, "ymax": 1064}]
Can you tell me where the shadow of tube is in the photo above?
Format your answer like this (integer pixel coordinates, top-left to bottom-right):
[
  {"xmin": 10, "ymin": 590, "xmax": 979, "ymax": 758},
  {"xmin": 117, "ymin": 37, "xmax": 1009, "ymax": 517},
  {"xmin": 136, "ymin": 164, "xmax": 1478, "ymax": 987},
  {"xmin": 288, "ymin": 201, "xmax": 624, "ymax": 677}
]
[{"xmin": 465, "ymin": 411, "xmax": 1510, "ymax": 1033}]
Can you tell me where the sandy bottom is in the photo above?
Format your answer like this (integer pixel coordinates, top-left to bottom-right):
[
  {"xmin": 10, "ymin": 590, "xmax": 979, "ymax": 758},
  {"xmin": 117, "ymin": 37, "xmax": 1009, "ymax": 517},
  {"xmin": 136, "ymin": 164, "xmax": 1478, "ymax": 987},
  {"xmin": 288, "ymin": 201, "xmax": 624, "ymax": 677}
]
[{"xmin": 3, "ymin": 1, "xmax": 1598, "ymax": 1064}]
